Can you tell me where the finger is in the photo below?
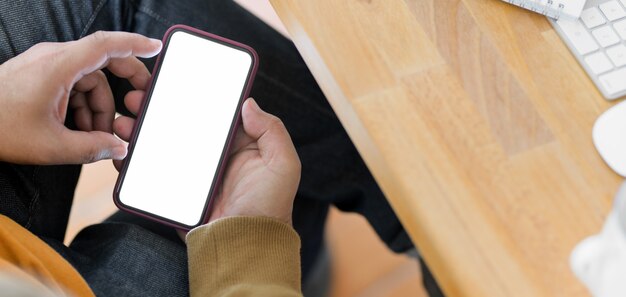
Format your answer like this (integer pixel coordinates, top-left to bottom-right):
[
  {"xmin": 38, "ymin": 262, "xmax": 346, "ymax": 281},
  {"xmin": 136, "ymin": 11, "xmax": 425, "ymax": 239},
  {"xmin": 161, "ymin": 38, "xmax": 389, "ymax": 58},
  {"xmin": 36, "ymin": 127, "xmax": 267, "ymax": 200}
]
[
  {"xmin": 230, "ymin": 126, "xmax": 256, "ymax": 154},
  {"xmin": 113, "ymin": 116, "xmax": 136, "ymax": 142},
  {"xmin": 107, "ymin": 56, "xmax": 152, "ymax": 90},
  {"xmin": 112, "ymin": 115, "xmax": 137, "ymax": 172},
  {"xmin": 64, "ymin": 31, "xmax": 161, "ymax": 78},
  {"xmin": 69, "ymin": 93, "xmax": 93, "ymax": 131},
  {"xmin": 177, "ymin": 230, "xmax": 188, "ymax": 243},
  {"xmin": 124, "ymin": 90, "xmax": 146, "ymax": 116},
  {"xmin": 57, "ymin": 129, "xmax": 127, "ymax": 164},
  {"xmin": 113, "ymin": 159, "xmax": 124, "ymax": 172},
  {"xmin": 241, "ymin": 98, "xmax": 299, "ymax": 169},
  {"xmin": 73, "ymin": 70, "xmax": 115, "ymax": 133}
]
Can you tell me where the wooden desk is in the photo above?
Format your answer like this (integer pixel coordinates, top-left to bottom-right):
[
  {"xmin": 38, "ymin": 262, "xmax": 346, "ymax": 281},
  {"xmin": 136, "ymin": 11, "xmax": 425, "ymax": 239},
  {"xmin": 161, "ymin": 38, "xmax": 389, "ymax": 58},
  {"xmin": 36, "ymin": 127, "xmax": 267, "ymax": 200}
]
[{"xmin": 269, "ymin": 0, "xmax": 622, "ymax": 296}]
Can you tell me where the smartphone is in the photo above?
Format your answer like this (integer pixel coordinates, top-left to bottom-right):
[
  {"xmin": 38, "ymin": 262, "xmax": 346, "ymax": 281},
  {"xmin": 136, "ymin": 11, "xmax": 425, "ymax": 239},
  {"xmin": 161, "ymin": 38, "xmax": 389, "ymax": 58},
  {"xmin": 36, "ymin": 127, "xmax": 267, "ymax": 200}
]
[{"xmin": 114, "ymin": 25, "xmax": 258, "ymax": 230}]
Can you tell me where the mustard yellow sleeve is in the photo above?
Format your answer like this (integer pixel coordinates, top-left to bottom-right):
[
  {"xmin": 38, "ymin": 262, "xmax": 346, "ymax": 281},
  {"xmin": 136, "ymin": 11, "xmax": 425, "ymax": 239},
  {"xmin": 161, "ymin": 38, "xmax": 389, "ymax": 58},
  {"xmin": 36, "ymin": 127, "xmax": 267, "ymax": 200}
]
[{"xmin": 186, "ymin": 216, "xmax": 302, "ymax": 297}]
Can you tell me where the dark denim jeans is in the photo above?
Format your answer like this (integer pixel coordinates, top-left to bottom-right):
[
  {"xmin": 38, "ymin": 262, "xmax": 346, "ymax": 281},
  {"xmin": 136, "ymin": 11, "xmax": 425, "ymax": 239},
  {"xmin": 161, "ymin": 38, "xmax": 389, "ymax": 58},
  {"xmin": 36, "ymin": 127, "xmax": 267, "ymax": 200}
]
[{"xmin": 0, "ymin": 0, "xmax": 421, "ymax": 296}]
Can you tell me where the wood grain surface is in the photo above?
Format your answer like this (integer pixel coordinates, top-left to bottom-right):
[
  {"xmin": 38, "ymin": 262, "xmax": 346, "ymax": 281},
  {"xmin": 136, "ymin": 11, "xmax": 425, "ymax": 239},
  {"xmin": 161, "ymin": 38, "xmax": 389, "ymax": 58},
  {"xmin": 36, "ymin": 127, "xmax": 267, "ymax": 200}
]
[{"xmin": 269, "ymin": 0, "xmax": 623, "ymax": 296}]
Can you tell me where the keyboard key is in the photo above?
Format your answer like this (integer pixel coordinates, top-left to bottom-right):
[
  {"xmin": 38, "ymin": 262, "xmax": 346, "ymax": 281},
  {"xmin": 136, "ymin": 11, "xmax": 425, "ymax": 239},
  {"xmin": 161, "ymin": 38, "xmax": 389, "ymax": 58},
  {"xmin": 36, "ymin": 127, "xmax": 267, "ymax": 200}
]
[
  {"xmin": 606, "ymin": 44, "xmax": 626, "ymax": 67},
  {"xmin": 585, "ymin": 52, "xmax": 614, "ymax": 75},
  {"xmin": 600, "ymin": 68, "xmax": 626, "ymax": 95},
  {"xmin": 592, "ymin": 25, "xmax": 621, "ymax": 47},
  {"xmin": 581, "ymin": 7, "xmax": 607, "ymax": 29},
  {"xmin": 600, "ymin": 1, "xmax": 626, "ymax": 21},
  {"xmin": 556, "ymin": 19, "xmax": 600, "ymax": 55},
  {"xmin": 614, "ymin": 19, "xmax": 626, "ymax": 39}
]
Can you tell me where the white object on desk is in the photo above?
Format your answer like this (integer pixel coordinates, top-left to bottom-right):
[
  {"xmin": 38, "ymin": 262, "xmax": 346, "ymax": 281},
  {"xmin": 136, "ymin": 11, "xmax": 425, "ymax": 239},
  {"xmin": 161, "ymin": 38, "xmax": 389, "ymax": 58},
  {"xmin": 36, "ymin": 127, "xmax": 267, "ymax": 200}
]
[
  {"xmin": 593, "ymin": 101, "xmax": 626, "ymax": 177},
  {"xmin": 551, "ymin": 0, "xmax": 626, "ymax": 100},
  {"xmin": 571, "ymin": 182, "xmax": 626, "ymax": 297},
  {"xmin": 501, "ymin": 0, "xmax": 586, "ymax": 19}
]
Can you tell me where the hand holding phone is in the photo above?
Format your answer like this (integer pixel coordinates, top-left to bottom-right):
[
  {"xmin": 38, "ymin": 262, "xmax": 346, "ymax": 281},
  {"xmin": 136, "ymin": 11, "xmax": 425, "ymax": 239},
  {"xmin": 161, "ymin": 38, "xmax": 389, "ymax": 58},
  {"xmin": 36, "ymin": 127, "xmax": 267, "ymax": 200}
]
[
  {"xmin": 208, "ymin": 98, "xmax": 300, "ymax": 225},
  {"xmin": 114, "ymin": 26, "xmax": 300, "ymax": 229},
  {"xmin": 114, "ymin": 97, "xmax": 300, "ymax": 226}
]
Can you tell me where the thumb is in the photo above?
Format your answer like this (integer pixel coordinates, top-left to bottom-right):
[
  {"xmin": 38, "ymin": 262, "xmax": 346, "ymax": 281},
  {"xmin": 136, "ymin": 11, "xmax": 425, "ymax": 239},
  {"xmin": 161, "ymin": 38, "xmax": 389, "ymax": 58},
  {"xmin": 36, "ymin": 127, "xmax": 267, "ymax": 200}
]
[
  {"xmin": 58, "ymin": 130, "xmax": 127, "ymax": 164},
  {"xmin": 241, "ymin": 98, "xmax": 299, "ymax": 169}
]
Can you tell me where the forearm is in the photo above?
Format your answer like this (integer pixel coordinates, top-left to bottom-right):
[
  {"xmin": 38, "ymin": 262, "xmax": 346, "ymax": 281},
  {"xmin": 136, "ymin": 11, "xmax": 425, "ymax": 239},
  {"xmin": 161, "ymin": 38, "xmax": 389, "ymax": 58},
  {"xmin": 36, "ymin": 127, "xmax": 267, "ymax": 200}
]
[{"xmin": 187, "ymin": 216, "xmax": 302, "ymax": 297}]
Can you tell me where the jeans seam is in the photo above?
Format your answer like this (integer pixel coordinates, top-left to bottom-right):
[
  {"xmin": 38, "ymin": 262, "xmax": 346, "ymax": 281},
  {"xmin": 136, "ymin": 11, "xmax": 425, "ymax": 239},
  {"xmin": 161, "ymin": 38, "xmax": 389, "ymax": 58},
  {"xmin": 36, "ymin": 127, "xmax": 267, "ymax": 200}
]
[
  {"xmin": 79, "ymin": 0, "xmax": 109, "ymax": 38},
  {"xmin": 128, "ymin": 0, "xmax": 175, "ymax": 28},
  {"xmin": 25, "ymin": 166, "xmax": 41, "ymax": 229}
]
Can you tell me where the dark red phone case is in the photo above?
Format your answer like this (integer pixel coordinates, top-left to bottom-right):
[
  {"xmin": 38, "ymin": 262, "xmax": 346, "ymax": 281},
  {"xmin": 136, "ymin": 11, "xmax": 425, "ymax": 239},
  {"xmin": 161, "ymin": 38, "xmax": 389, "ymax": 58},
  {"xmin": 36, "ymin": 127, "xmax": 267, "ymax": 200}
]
[{"xmin": 113, "ymin": 24, "xmax": 259, "ymax": 230}]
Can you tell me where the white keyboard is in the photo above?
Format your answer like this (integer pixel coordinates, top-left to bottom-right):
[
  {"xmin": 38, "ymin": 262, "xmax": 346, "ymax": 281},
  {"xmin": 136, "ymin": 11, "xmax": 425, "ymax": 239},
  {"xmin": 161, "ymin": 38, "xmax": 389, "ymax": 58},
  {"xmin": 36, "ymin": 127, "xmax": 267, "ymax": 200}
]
[{"xmin": 551, "ymin": 0, "xmax": 626, "ymax": 100}]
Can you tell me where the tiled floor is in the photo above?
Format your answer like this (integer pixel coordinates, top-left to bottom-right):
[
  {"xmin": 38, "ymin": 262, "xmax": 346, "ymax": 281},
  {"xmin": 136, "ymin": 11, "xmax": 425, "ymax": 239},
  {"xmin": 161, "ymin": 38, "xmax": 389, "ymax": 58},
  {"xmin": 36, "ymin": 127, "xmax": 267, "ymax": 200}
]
[{"xmin": 66, "ymin": 1, "xmax": 426, "ymax": 296}]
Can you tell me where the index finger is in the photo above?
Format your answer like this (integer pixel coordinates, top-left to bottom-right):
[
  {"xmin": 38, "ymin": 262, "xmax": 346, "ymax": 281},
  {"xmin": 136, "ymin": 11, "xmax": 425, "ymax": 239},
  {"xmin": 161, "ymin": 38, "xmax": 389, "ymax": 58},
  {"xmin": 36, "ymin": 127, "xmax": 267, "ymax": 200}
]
[
  {"xmin": 107, "ymin": 56, "xmax": 152, "ymax": 90},
  {"xmin": 64, "ymin": 31, "xmax": 162, "ymax": 79}
]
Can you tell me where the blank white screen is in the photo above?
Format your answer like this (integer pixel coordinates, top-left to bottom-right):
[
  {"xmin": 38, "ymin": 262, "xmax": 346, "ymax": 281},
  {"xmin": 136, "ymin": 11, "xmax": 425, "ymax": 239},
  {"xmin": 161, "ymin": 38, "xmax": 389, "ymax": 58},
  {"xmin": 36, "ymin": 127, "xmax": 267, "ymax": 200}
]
[{"xmin": 118, "ymin": 30, "xmax": 252, "ymax": 226}]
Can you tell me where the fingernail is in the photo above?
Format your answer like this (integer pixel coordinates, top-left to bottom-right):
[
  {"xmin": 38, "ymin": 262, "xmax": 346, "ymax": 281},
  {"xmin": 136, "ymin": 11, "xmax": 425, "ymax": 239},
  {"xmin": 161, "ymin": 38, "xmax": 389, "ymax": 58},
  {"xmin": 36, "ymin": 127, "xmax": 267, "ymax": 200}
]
[
  {"xmin": 150, "ymin": 38, "xmax": 163, "ymax": 53},
  {"xmin": 247, "ymin": 98, "xmax": 261, "ymax": 112},
  {"xmin": 112, "ymin": 146, "xmax": 128, "ymax": 160},
  {"xmin": 150, "ymin": 39, "xmax": 163, "ymax": 50}
]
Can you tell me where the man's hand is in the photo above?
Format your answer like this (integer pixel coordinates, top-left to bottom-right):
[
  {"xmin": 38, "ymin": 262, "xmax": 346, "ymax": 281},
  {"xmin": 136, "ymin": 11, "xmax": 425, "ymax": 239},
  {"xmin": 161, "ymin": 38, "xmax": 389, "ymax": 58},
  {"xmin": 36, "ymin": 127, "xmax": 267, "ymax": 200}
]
[
  {"xmin": 113, "ymin": 98, "xmax": 301, "ymax": 226},
  {"xmin": 0, "ymin": 31, "xmax": 162, "ymax": 164},
  {"xmin": 209, "ymin": 99, "xmax": 301, "ymax": 225}
]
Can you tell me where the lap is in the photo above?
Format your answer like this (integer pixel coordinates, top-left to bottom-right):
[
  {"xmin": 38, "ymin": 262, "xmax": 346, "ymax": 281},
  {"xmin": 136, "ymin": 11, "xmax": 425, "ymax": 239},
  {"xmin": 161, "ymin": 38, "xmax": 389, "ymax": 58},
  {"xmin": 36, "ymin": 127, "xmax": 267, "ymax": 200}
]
[{"xmin": 0, "ymin": 0, "xmax": 413, "ymax": 293}]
